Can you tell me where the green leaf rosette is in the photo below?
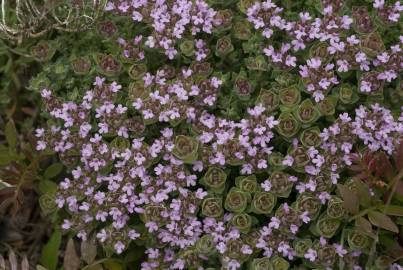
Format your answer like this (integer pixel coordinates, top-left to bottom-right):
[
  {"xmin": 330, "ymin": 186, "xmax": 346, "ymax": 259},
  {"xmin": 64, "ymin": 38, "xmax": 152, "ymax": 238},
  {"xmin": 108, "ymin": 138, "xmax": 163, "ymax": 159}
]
[
  {"xmin": 201, "ymin": 196, "xmax": 224, "ymax": 218},
  {"xmin": 128, "ymin": 81, "xmax": 151, "ymax": 101},
  {"xmin": 300, "ymin": 127, "xmax": 322, "ymax": 148},
  {"xmin": 268, "ymin": 152, "xmax": 286, "ymax": 171},
  {"xmin": 279, "ymin": 85, "xmax": 301, "ymax": 109},
  {"xmin": 71, "ymin": 57, "xmax": 91, "ymax": 75},
  {"xmin": 179, "ymin": 39, "xmax": 195, "ymax": 57},
  {"xmin": 269, "ymin": 171, "xmax": 294, "ymax": 198},
  {"xmin": 270, "ymin": 256, "xmax": 289, "ymax": 270},
  {"xmin": 314, "ymin": 242, "xmax": 337, "ymax": 268},
  {"xmin": 347, "ymin": 229, "xmax": 371, "ymax": 251},
  {"xmin": 172, "ymin": 135, "xmax": 199, "ymax": 164},
  {"xmin": 314, "ymin": 214, "xmax": 341, "ymax": 238},
  {"xmin": 233, "ymin": 19, "xmax": 253, "ymax": 40},
  {"xmin": 296, "ymin": 194, "xmax": 321, "ymax": 219},
  {"xmin": 309, "ymin": 42, "xmax": 332, "ymax": 63},
  {"xmin": 30, "ymin": 40, "xmax": 56, "ymax": 62},
  {"xmin": 196, "ymin": 235, "xmax": 216, "ymax": 256},
  {"xmin": 248, "ymin": 257, "xmax": 273, "ymax": 270},
  {"xmin": 95, "ymin": 54, "xmax": 122, "ymax": 77},
  {"xmin": 200, "ymin": 166, "xmax": 227, "ymax": 194},
  {"xmin": 250, "ymin": 192, "xmax": 277, "ymax": 215},
  {"xmin": 214, "ymin": 9, "xmax": 233, "ymax": 33},
  {"xmin": 276, "ymin": 112, "xmax": 300, "ymax": 139},
  {"xmin": 316, "ymin": 96, "xmax": 337, "ymax": 117},
  {"xmin": 360, "ymin": 32, "xmax": 385, "ymax": 58},
  {"xmin": 216, "ymin": 36, "xmax": 234, "ymax": 57},
  {"xmin": 326, "ymin": 196, "xmax": 346, "ymax": 219},
  {"xmin": 256, "ymin": 89, "xmax": 280, "ymax": 113},
  {"xmin": 293, "ymin": 238, "xmax": 313, "ymax": 258},
  {"xmin": 142, "ymin": 205, "xmax": 167, "ymax": 223},
  {"xmin": 287, "ymin": 145, "xmax": 310, "ymax": 172},
  {"xmin": 295, "ymin": 99, "xmax": 321, "ymax": 126},
  {"xmin": 224, "ymin": 187, "xmax": 251, "ymax": 213},
  {"xmin": 234, "ymin": 72, "xmax": 254, "ymax": 101},
  {"xmin": 128, "ymin": 63, "xmax": 148, "ymax": 80},
  {"xmin": 226, "ymin": 239, "xmax": 250, "ymax": 262},
  {"xmin": 231, "ymin": 213, "xmax": 254, "ymax": 233},
  {"xmin": 336, "ymin": 84, "xmax": 359, "ymax": 105},
  {"xmin": 235, "ymin": 175, "xmax": 259, "ymax": 193}
]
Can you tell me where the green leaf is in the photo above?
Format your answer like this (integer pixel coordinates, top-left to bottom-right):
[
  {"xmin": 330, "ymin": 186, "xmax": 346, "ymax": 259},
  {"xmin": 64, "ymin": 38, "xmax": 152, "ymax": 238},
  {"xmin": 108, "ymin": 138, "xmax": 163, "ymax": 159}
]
[
  {"xmin": 337, "ymin": 184, "xmax": 359, "ymax": 214},
  {"xmin": 44, "ymin": 163, "xmax": 63, "ymax": 179},
  {"xmin": 368, "ymin": 211, "xmax": 399, "ymax": 233},
  {"xmin": 379, "ymin": 205, "xmax": 403, "ymax": 217},
  {"xmin": 5, "ymin": 120, "xmax": 18, "ymax": 149},
  {"xmin": 81, "ymin": 236, "xmax": 97, "ymax": 265},
  {"xmin": 38, "ymin": 179, "xmax": 58, "ymax": 194},
  {"xmin": 103, "ymin": 260, "xmax": 123, "ymax": 270},
  {"xmin": 354, "ymin": 179, "xmax": 371, "ymax": 208},
  {"xmin": 36, "ymin": 265, "xmax": 50, "ymax": 270},
  {"xmin": 40, "ymin": 229, "xmax": 62, "ymax": 270}
]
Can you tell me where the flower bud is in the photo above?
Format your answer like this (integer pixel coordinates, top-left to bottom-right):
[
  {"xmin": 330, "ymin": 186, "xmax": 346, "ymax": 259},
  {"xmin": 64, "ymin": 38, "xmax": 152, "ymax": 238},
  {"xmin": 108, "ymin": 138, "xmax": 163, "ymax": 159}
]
[
  {"xmin": 231, "ymin": 213, "xmax": 253, "ymax": 233},
  {"xmin": 250, "ymin": 192, "xmax": 277, "ymax": 215},
  {"xmin": 172, "ymin": 135, "xmax": 199, "ymax": 164},
  {"xmin": 224, "ymin": 187, "xmax": 251, "ymax": 213},
  {"xmin": 300, "ymin": 127, "xmax": 322, "ymax": 148},
  {"xmin": 179, "ymin": 39, "xmax": 195, "ymax": 57},
  {"xmin": 256, "ymin": 89, "xmax": 279, "ymax": 113},
  {"xmin": 216, "ymin": 36, "xmax": 234, "ymax": 57},
  {"xmin": 276, "ymin": 112, "xmax": 300, "ymax": 139},
  {"xmin": 201, "ymin": 196, "xmax": 224, "ymax": 218}
]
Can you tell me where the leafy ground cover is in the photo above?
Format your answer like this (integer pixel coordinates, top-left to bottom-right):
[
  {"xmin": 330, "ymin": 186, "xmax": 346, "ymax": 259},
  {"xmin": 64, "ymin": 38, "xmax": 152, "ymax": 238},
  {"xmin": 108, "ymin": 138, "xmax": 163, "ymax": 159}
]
[{"xmin": 0, "ymin": 0, "xmax": 403, "ymax": 269}]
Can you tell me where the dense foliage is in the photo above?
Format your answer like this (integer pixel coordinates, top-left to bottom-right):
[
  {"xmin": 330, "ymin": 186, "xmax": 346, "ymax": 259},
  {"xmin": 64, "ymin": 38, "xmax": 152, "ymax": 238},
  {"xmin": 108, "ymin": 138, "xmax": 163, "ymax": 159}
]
[{"xmin": 1, "ymin": 0, "xmax": 403, "ymax": 269}]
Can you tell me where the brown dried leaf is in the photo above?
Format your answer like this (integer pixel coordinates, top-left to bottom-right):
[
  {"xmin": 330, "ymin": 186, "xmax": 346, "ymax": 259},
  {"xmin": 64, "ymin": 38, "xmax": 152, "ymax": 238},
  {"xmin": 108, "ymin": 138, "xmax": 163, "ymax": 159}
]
[
  {"xmin": 81, "ymin": 236, "xmax": 97, "ymax": 265},
  {"xmin": 337, "ymin": 184, "xmax": 359, "ymax": 214},
  {"xmin": 63, "ymin": 238, "xmax": 80, "ymax": 270}
]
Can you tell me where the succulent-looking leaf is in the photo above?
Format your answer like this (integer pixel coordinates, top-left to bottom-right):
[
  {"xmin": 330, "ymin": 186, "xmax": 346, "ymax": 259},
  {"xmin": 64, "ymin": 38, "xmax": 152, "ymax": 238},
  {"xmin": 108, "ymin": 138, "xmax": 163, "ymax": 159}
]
[
  {"xmin": 40, "ymin": 229, "xmax": 62, "ymax": 270},
  {"xmin": 81, "ymin": 236, "xmax": 98, "ymax": 264},
  {"xmin": 368, "ymin": 211, "xmax": 399, "ymax": 233},
  {"xmin": 44, "ymin": 163, "xmax": 63, "ymax": 179},
  {"xmin": 5, "ymin": 120, "xmax": 18, "ymax": 149},
  {"xmin": 337, "ymin": 184, "xmax": 359, "ymax": 214},
  {"xmin": 379, "ymin": 205, "xmax": 403, "ymax": 217}
]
